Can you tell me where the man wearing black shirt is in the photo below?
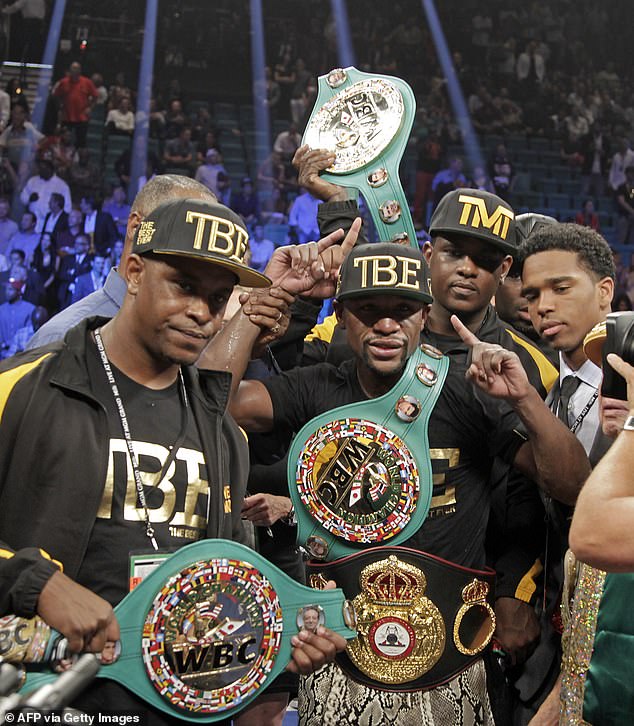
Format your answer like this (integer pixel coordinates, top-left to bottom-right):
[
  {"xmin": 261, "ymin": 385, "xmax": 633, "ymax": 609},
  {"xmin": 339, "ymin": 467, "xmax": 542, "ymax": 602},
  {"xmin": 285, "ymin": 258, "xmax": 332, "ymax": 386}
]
[
  {"xmin": 0, "ymin": 198, "xmax": 346, "ymax": 721},
  {"xmin": 209, "ymin": 240, "xmax": 588, "ymax": 725}
]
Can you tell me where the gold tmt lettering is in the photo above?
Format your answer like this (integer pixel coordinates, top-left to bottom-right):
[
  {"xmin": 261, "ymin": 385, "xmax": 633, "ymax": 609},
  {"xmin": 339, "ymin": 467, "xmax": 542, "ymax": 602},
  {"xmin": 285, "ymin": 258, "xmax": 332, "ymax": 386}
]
[{"xmin": 457, "ymin": 194, "xmax": 514, "ymax": 240}]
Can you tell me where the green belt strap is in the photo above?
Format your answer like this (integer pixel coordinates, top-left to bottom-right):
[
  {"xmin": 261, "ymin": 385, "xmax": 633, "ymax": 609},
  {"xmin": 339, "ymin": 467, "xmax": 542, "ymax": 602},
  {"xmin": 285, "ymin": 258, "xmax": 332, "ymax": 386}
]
[
  {"xmin": 20, "ymin": 540, "xmax": 356, "ymax": 721},
  {"xmin": 303, "ymin": 66, "xmax": 418, "ymax": 249},
  {"xmin": 288, "ymin": 345, "xmax": 449, "ymax": 561}
]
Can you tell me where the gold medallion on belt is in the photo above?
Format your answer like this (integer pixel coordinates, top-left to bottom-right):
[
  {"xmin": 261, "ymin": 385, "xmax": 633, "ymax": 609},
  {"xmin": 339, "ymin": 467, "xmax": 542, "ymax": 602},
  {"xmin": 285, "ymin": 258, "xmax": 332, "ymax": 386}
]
[{"xmin": 347, "ymin": 556, "xmax": 446, "ymax": 684}]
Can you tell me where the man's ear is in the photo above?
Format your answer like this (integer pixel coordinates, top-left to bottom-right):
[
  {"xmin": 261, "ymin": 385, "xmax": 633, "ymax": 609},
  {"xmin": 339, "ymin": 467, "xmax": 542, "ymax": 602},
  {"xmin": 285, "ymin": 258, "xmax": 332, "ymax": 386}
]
[
  {"xmin": 125, "ymin": 210, "xmax": 143, "ymax": 244},
  {"xmin": 422, "ymin": 241, "xmax": 433, "ymax": 265},
  {"xmin": 123, "ymin": 253, "xmax": 145, "ymax": 295},
  {"xmin": 597, "ymin": 275, "xmax": 615, "ymax": 312},
  {"xmin": 499, "ymin": 255, "xmax": 514, "ymax": 282},
  {"xmin": 333, "ymin": 299, "xmax": 345, "ymax": 329}
]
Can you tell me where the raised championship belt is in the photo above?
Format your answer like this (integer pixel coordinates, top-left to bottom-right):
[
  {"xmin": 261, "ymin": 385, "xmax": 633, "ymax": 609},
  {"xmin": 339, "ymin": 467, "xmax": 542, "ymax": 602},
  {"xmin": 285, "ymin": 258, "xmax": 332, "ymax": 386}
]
[
  {"xmin": 17, "ymin": 540, "xmax": 356, "ymax": 722},
  {"xmin": 288, "ymin": 345, "xmax": 449, "ymax": 561},
  {"xmin": 308, "ymin": 546, "xmax": 496, "ymax": 692},
  {"xmin": 302, "ymin": 66, "xmax": 418, "ymax": 249}
]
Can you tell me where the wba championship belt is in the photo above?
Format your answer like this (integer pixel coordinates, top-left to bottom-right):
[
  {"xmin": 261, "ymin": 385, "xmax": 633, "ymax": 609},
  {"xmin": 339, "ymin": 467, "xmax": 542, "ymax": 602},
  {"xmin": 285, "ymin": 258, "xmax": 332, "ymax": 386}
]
[
  {"xmin": 308, "ymin": 546, "xmax": 496, "ymax": 692},
  {"xmin": 288, "ymin": 345, "xmax": 449, "ymax": 561},
  {"xmin": 14, "ymin": 540, "xmax": 356, "ymax": 721},
  {"xmin": 302, "ymin": 66, "xmax": 417, "ymax": 248}
]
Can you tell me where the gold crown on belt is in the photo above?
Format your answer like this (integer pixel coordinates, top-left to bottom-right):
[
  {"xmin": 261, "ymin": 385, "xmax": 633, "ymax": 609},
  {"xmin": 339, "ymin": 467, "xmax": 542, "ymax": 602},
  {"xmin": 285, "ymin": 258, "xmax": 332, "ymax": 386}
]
[
  {"xmin": 461, "ymin": 578, "xmax": 489, "ymax": 604},
  {"xmin": 360, "ymin": 556, "xmax": 427, "ymax": 606}
]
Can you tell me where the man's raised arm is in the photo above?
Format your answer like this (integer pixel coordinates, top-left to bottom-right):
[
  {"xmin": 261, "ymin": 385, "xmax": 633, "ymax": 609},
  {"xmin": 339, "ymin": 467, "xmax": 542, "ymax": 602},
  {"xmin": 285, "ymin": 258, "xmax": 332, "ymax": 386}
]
[{"xmin": 451, "ymin": 315, "xmax": 590, "ymax": 505}]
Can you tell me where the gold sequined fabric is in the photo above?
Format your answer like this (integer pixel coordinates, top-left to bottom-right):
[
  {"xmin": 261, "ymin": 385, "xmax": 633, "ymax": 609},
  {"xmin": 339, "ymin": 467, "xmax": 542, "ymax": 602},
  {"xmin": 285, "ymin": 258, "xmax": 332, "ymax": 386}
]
[{"xmin": 560, "ymin": 562, "xmax": 606, "ymax": 725}]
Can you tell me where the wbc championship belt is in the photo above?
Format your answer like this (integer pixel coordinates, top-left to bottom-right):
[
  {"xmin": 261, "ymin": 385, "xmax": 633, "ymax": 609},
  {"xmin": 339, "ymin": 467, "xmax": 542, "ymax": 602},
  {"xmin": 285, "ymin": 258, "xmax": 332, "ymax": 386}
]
[
  {"xmin": 288, "ymin": 344, "xmax": 449, "ymax": 562},
  {"xmin": 13, "ymin": 540, "xmax": 356, "ymax": 721},
  {"xmin": 302, "ymin": 66, "xmax": 417, "ymax": 248}
]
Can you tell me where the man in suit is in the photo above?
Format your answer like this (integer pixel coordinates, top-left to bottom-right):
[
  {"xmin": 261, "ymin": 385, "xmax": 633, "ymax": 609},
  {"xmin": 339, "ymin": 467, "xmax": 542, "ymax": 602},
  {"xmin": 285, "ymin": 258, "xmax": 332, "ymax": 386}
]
[
  {"xmin": 40, "ymin": 192, "xmax": 69, "ymax": 246},
  {"xmin": 72, "ymin": 254, "xmax": 106, "ymax": 303},
  {"xmin": 57, "ymin": 233, "xmax": 93, "ymax": 309},
  {"xmin": 79, "ymin": 195, "xmax": 119, "ymax": 256},
  {"xmin": 518, "ymin": 222, "xmax": 615, "ymax": 723}
]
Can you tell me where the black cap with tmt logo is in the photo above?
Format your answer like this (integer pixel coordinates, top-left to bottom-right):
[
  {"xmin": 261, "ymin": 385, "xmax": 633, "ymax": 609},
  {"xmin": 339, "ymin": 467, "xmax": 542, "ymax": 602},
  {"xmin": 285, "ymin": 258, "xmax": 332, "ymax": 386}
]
[{"xmin": 429, "ymin": 189, "xmax": 516, "ymax": 254}]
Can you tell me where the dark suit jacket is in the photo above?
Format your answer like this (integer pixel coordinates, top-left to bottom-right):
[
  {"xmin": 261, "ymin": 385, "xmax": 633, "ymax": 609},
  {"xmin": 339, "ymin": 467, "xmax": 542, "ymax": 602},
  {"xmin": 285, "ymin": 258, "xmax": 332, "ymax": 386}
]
[
  {"xmin": 72, "ymin": 272, "xmax": 103, "ymax": 304},
  {"xmin": 41, "ymin": 211, "xmax": 69, "ymax": 246},
  {"xmin": 85, "ymin": 212, "xmax": 118, "ymax": 255},
  {"xmin": 57, "ymin": 253, "xmax": 93, "ymax": 308}
]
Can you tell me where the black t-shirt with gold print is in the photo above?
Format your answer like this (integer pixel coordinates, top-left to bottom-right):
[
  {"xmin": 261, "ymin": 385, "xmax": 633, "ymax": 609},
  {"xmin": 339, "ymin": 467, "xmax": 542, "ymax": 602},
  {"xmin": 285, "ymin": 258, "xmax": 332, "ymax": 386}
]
[{"xmin": 76, "ymin": 341, "xmax": 210, "ymax": 606}]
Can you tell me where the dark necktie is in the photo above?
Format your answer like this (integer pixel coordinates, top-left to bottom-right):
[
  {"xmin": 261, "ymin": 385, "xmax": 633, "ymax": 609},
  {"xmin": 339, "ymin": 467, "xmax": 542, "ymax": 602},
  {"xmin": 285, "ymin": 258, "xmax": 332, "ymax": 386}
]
[{"xmin": 557, "ymin": 375, "xmax": 581, "ymax": 427}]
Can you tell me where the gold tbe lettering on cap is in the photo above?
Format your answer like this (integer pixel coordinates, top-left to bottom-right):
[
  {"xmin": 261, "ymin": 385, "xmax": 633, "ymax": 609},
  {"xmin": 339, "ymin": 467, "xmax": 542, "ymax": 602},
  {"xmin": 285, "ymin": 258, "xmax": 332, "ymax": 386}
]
[
  {"xmin": 353, "ymin": 255, "xmax": 422, "ymax": 290},
  {"xmin": 457, "ymin": 194, "xmax": 514, "ymax": 240},
  {"xmin": 186, "ymin": 211, "xmax": 248, "ymax": 261}
]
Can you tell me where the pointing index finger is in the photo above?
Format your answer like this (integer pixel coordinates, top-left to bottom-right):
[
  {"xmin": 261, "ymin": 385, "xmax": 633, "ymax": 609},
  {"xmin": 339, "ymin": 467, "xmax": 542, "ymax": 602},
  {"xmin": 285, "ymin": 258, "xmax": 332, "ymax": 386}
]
[
  {"xmin": 315, "ymin": 227, "xmax": 345, "ymax": 254},
  {"xmin": 451, "ymin": 314, "xmax": 480, "ymax": 347},
  {"xmin": 340, "ymin": 217, "xmax": 362, "ymax": 257}
]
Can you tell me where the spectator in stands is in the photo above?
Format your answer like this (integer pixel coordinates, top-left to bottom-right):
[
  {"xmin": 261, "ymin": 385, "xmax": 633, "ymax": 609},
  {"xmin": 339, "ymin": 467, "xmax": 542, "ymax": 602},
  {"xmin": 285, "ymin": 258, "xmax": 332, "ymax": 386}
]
[
  {"xmin": 52, "ymin": 61, "xmax": 98, "ymax": 148},
  {"xmin": 560, "ymin": 127, "xmax": 585, "ymax": 169},
  {"xmin": 516, "ymin": 40, "xmax": 545, "ymax": 89},
  {"xmin": 107, "ymin": 72, "xmax": 132, "ymax": 111},
  {"xmin": 489, "ymin": 143, "xmax": 514, "ymax": 200},
  {"xmin": 288, "ymin": 187, "xmax": 321, "ymax": 243},
  {"xmin": 9, "ymin": 259, "xmax": 42, "ymax": 306},
  {"xmin": 255, "ymin": 66, "xmax": 281, "ymax": 118},
  {"xmin": 191, "ymin": 105, "xmax": 212, "ymax": 142},
  {"xmin": 40, "ymin": 191, "xmax": 69, "ymax": 245},
  {"xmin": 68, "ymin": 147, "xmax": 101, "ymax": 199},
  {"xmin": 4, "ymin": 305, "xmax": 48, "ymax": 358},
  {"xmin": 91, "ymin": 73, "xmax": 108, "ymax": 106},
  {"xmin": 9, "ymin": 210, "xmax": 39, "ymax": 265},
  {"xmin": 0, "ymin": 196, "xmax": 18, "ymax": 256},
  {"xmin": 258, "ymin": 150, "xmax": 297, "ymax": 215},
  {"xmin": 148, "ymin": 98, "xmax": 166, "ymax": 140},
  {"xmin": 231, "ymin": 176, "xmax": 259, "ymax": 230},
  {"xmin": 164, "ymin": 125, "xmax": 195, "ymax": 174},
  {"xmin": 56, "ymin": 207, "xmax": 83, "ymax": 256},
  {"xmin": 431, "ymin": 156, "xmax": 466, "ymax": 210},
  {"xmin": 413, "ymin": 131, "xmax": 444, "ymax": 227},
  {"xmin": 194, "ymin": 147, "xmax": 226, "ymax": 196},
  {"xmin": 575, "ymin": 199, "xmax": 600, "ymax": 232},
  {"xmin": 289, "ymin": 58, "xmax": 311, "ymax": 124},
  {"xmin": 0, "ymin": 104, "xmax": 44, "ymax": 182},
  {"xmin": 248, "ymin": 224, "xmax": 275, "ymax": 273},
  {"xmin": 46, "ymin": 126, "xmax": 77, "ymax": 180},
  {"xmin": 102, "ymin": 184, "xmax": 130, "ymax": 238},
  {"xmin": 215, "ymin": 170, "xmax": 231, "ymax": 207},
  {"xmin": 79, "ymin": 195, "xmax": 119, "ymax": 256},
  {"xmin": 56, "ymin": 233, "xmax": 92, "ymax": 309},
  {"xmin": 273, "ymin": 122, "xmax": 301, "ymax": 163},
  {"xmin": 164, "ymin": 98, "xmax": 186, "ymax": 139},
  {"xmin": 105, "ymin": 96, "xmax": 135, "ymax": 137},
  {"xmin": 196, "ymin": 129, "xmax": 221, "ymax": 164},
  {"xmin": 31, "ymin": 232, "xmax": 58, "ymax": 313},
  {"xmin": 0, "ymin": 277, "xmax": 34, "ymax": 358},
  {"xmin": 108, "ymin": 239, "xmax": 124, "ymax": 269},
  {"xmin": 20, "ymin": 155, "xmax": 71, "ymax": 232},
  {"xmin": 615, "ymin": 165, "xmax": 634, "ymax": 245},
  {"xmin": 608, "ymin": 137, "xmax": 634, "ymax": 192},
  {"xmin": 470, "ymin": 165, "xmax": 496, "ymax": 193},
  {"xmin": 1, "ymin": 0, "xmax": 46, "ymax": 62},
  {"xmin": 274, "ymin": 52, "xmax": 295, "ymax": 118},
  {"xmin": 580, "ymin": 124, "xmax": 610, "ymax": 198},
  {"xmin": 71, "ymin": 253, "xmax": 107, "ymax": 303}
]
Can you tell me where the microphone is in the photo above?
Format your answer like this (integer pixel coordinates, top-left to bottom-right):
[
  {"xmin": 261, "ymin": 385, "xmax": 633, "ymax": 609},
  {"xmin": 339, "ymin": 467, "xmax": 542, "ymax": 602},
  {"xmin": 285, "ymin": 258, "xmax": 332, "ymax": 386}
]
[
  {"xmin": 0, "ymin": 662, "xmax": 22, "ymax": 698},
  {"xmin": 20, "ymin": 654, "xmax": 100, "ymax": 711}
]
